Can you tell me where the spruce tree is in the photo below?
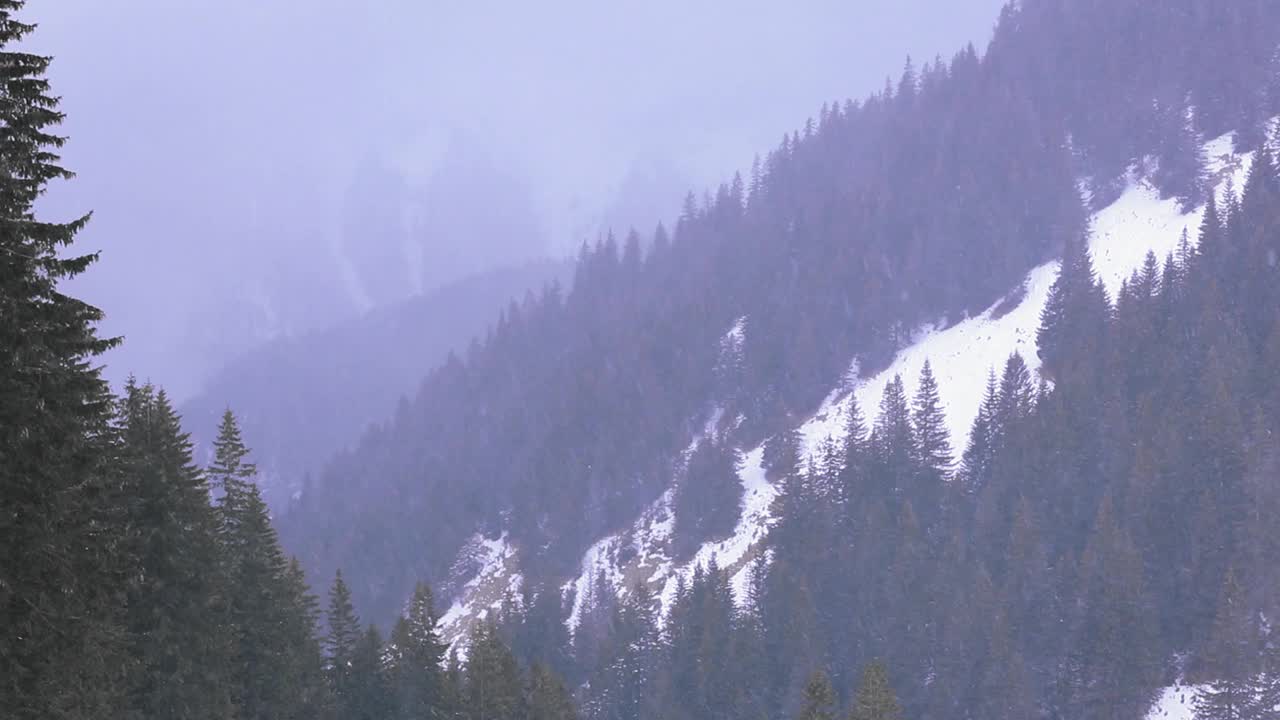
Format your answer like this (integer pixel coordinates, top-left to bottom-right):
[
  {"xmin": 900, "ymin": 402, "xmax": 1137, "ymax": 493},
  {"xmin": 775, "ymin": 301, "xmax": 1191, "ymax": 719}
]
[
  {"xmin": 871, "ymin": 375, "xmax": 917, "ymax": 496},
  {"xmin": 348, "ymin": 624, "xmax": 393, "ymax": 720},
  {"xmin": 0, "ymin": 1, "xmax": 131, "ymax": 714},
  {"xmin": 326, "ymin": 569, "xmax": 362, "ymax": 709},
  {"xmin": 763, "ymin": 425, "xmax": 806, "ymax": 480},
  {"xmin": 849, "ymin": 660, "xmax": 902, "ymax": 720},
  {"xmin": 995, "ymin": 353, "xmax": 1035, "ymax": 431},
  {"xmin": 528, "ymin": 662, "xmax": 578, "ymax": 720},
  {"xmin": 279, "ymin": 557, "xmax": 331, "ymax": 719},
  {"xmin": 465, "ymin": 621, "xmax": 526, "ymax": 720},
  {"xmin": 389, "ymin": 582, "xmax": 449, "ymax": 719},
  {"xmin": 1038, "ymin": 234, "xmax": 1109, "ymax": 382},
  {"xmin": 795, "ymin": 669, "xmax": 837, "ymax": 720},
  {"xmin": 118, "ymin": 382, "xmax": 234, "ymax": 720},
  {"xmin": 960, "ymin": 369, "xmax": 999, "ymax": 492},
  {"xmin": 213, "ymin": 411, "xmax": 327, "ymax": 719},
  {"xmin": 912, "ymin": 359, "xmax": 952, "ymax": 479},
  {"xmin": 1195, "ymin": 568, "xmax": 1260, "ymax": 720}
]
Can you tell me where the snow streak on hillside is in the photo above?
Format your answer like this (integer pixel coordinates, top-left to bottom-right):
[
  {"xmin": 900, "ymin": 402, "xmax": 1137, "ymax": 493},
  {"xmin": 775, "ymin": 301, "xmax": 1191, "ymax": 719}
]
[
  {"xmin": 439, "ymin": 131, "xmax": 1253, "ymax": 643},
  {"xmin": 799, "ymin": 131, "xmax": 1250, "ymax": 460},
  {"xmin": 1145, "ymin": 683, "xmax": 1205, "ymax": 720},
  {"xmin": 560, "ymin": 399, "xmax": 775, "ymax": 635},
  {"xmin": 437, "ymin": 534, "xmax": 521, "ymax": 650}
]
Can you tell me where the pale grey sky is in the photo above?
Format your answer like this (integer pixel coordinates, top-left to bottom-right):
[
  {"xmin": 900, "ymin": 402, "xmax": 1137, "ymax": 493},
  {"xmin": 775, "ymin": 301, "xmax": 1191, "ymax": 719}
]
[{"xmin": 35, "ymin": 0, "xmax": 1005, "ymax": 399}]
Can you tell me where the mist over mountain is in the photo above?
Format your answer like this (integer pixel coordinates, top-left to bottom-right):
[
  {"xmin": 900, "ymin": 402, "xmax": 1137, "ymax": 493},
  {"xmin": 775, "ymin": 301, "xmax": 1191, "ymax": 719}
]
[{"xmin": 34, "ymin": 0, "xmax": 1005, "ymax": 400}]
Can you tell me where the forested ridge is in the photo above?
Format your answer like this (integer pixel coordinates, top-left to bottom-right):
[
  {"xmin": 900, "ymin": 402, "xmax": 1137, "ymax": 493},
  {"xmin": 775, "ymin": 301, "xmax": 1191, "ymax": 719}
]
[
  {"xmin": 3, "ymin": 0, "xmax": 1280, "ymax": 719},
  {"xmin": 284, "ymin": 0, "xmax": 1280, "ymax": 628}
]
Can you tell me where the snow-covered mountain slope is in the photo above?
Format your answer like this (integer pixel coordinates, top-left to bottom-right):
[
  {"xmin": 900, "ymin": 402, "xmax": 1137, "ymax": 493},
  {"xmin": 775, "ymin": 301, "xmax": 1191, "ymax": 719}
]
[
  {"xmin": 437, "ymin": 130, "xmax": 1256, "ymax": 643},
  {"xmin": 437, "ymin": 534, "xmax": 521, "ymax": 650},
  {"xmin": 1145, "ymin": 683, "xmax": 1205, "ymax": 720},
  {"xmin": 801, "ymin": 131, "xmax": 1250, "ymax": 459},
  {"xmin": 1144, "ymin": 678, "xmax": 1280, "ymax": 720}
]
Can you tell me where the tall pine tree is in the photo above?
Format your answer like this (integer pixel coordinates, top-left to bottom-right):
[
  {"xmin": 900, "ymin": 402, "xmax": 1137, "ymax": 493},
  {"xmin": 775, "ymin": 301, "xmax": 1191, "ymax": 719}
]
[{"xmin": 0, "ymin": 1, "xmax": 131, "ymax": 714}]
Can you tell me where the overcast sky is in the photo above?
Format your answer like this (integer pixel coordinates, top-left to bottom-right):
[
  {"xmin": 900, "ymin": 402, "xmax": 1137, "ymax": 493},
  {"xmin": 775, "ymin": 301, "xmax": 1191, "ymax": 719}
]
[{"xmin": 35, "ymin": 0, "xmax": 1005, "ymax": 399}]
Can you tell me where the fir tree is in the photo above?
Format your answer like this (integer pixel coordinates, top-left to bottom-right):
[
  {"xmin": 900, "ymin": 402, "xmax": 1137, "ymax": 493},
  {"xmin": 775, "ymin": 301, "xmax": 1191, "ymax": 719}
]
[
  {"xmin": 118, "ymin": 382, "xmax": 234, "ymax": 720},
  {"xmin": 763, "ymin": 425, "xmax": 806, "ymax": 481},
  {"xmin": 1196, "ymin": 568, "xmax": 1260, "ymax": 720},
  {"xmin": 1038, "ymin": 234, "xmax": 1109, "ymax": 382},
  {"xmin": 213, "ymin": 411, "xmax": 327, "ymax": 719},
  {"xmin": 528, "ymin": 662, "xmax": 578, "ymax": 720},
  {"xmin": 795, "ymin": 669, "xmax": 837, "ymax": 720},
  {"xmin": 871, "ymin": 375, "xmax": 917, "ymax": 496},
  {"xmin": 326, "ymin": 569, "xmax": 362, "ymax": 709},
  {"xmin": 995, "ymin": 353, "xmax": 1035, "ymax": 431},
  {"xmin": 912, "ymin": 359, "xmax": 952, "ymax": 479},
  {"xmin": 0, "ymin": 1, "xmax": 131, "ymax": 714},
  {"xmin": 849, "ymin": 660, "xmax": 902, "ymax": 720},
  {"xmin": 960, "ymin": 369, "xmax": 999, "ymax": 492},
  {"xmin": 348, "ymin": 624, "xmax": 393, "ymax": 720},
  {"xmin": 389, "ymin": 582, "xmax": 449, "ymax": 720},
  {"xmin": 465, "ymin": 621, "xmax": 526, "ymax": 720}
]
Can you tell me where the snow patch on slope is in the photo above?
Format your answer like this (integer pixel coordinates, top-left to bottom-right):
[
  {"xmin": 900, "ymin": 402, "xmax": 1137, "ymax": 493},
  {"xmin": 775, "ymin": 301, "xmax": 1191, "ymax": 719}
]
[
  {"xmin": 656, "ymin": 446, "xmax": 778, "ymax": 619},
  {"xmin": 563, "ymin": 404, "xmax": 735, "ymax": 636},
  {"xmin": 437, "ymin": 533, "xmax": 521, "ymax": 649},
  {"xmin": 450, "ymin": 131, "xmax": 1258, "ymax": 646},
  {"xmin": 797, "ymin": 131, "xmax": 1253, "ymax": 459},
  {"xmin": 1145, "ymin": 683, "xmax": 1205, "ymax": 720}
]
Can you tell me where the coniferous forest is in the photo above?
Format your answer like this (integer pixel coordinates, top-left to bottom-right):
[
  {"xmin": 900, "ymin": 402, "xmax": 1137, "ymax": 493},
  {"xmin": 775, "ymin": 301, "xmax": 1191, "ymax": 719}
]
[{"xmin": 4, "ymin": 0, "xmax": 1280, "ymax": 719}]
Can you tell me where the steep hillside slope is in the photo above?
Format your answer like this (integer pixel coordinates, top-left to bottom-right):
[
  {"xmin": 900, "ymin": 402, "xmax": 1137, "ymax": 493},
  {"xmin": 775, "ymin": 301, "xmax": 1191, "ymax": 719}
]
[
  {"xmin": 436, "ymin": 128, "xmax": 1258, "ymax": 648},
  {"xmin": 283, "ymin": 0, "xmax": 1280, "ymax": 635}
]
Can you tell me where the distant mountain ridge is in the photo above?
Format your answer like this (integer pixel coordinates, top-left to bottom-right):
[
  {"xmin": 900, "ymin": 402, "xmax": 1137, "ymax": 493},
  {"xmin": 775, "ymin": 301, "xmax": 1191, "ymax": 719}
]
[{"xmin": 182, "ymin": 258, "xmax": 568, "ymax": 508}]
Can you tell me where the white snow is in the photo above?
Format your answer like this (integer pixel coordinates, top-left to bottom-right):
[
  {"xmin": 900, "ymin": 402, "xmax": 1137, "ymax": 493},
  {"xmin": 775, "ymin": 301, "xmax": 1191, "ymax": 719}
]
[
  {"xmin": 562, "ymin": 401, "xmax": 773, "ymax": 635},
  {"xmin": 656, "ymin": 445, "xmax": 779, "ymax": 619},
  {"xmin": 1146, "ymin": 683, "xmax": 1205, "ymax": 720},
  {"xmin": 436, "ymin": 533, "xmax": 521, "ymax": 649},
  {"xmin": 564, "ymin": 525, "xmax": 631, "ymax": 635}
]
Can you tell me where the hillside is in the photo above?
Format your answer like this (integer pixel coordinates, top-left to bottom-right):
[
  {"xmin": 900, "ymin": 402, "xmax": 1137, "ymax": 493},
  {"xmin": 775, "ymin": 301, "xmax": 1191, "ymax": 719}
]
[
  {"xmin": 285, "ymin": 0, "xmax": 1280, "ymax": 624},
  {"xmin": 274, "ymin": 1, "xmax": 1280, "ymax": 718},
  {"xmin": 435, "ymin": 126, "xmax": 1253, "ymax": 644}
]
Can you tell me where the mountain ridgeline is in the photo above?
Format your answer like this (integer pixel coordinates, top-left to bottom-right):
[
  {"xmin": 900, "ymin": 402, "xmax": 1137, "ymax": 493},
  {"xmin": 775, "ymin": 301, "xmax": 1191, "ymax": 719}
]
[
  {"xmin": 284, "ymin": 0, "xmax": 1280, "ymax": 627},
  {"xmin": 180, "ymin": 258, "xmax": 568, "ymax": 509}
]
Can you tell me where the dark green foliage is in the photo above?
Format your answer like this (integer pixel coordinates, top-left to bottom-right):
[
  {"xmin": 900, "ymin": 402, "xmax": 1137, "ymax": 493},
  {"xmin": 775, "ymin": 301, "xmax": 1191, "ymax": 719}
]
[
  {"xmin": 584, "ymin": 583, "xmax": 660, "ymax": 720},
  {"xmin": 795, "ymin": 670, "xmax": 836, "ymax": 720},
  {"xmin": 388, "ymin": 582, "xmax": 449, "ymax": 720},
  {"xmin": 465, "ymin": 622, "xmax": 526, "ymax": 720},
  {"xmin": 528, "ymin": 662, "xmax": 579, "ymax": 720},
  {"xmin": 1037, "ymin": 234, "xmax": 1110, "ymax": 383},
  {"xmin": 637, "ymin": 141, "xmax": 1280, "ymax": 720},
  {"xmin": 326, "ymin": 569, "xmax": 362, "ymax": 710},
  {"xmin": 849, "ymin": 661, "xmax": 902, "ymax": 720},
  {"xmin": 347, "ymin": 624, "xmax": 393, "ymax": 720},
  {"xmin": 871, "ymin": 375, "xmax": 916, "ymax": 497},
  {"xmin": 1195, "ymin": 569, "xmax": 1260, "ymax": 720},
  {"xmin": 672, "ymin": 438, "xmax": 742, "ymax": 558},
  {"xmin": 0, "ymin": 1, "xmax": 133, "ymax": 715},
  {"xmin": 958, "ymin": 370, "xmax": 998, "ymax": 492},
  {"xmin": 214, "ymin": 410, "xmax": 331, "ymax": 719},
  {"xmin": 763, "ymin": 425, "xmax": 806, "ymax": 481},
  {"xmin": 118, "ymin": 381, "xmax": 234, "ymax": 719},
  {"xmin": 911, "ymin": 360, "xmax": 952, "ymax": 480}
]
